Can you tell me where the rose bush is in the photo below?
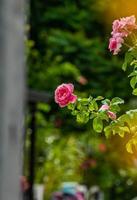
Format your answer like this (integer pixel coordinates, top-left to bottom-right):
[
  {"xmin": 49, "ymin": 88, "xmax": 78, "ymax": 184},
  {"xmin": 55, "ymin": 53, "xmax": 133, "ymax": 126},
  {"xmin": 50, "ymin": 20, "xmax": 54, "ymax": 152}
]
[{"xmin": 55, "ymin": 15, "xmax": 137, "ymax": 153}]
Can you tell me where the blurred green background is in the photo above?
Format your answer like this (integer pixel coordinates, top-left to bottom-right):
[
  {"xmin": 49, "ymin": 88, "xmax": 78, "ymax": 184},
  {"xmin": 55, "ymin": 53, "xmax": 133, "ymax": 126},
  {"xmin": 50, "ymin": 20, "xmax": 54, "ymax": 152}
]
[{"xmin": 25, "ymin": 0, "xmax": 137, "ymax": 199}]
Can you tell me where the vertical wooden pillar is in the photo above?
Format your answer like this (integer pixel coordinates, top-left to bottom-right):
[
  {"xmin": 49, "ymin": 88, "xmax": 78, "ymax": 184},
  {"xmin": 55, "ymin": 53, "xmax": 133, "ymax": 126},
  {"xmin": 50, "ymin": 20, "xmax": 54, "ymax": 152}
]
[{"xmin": 0, "ymin": 0, "xmax": 25, "ymax": 200}]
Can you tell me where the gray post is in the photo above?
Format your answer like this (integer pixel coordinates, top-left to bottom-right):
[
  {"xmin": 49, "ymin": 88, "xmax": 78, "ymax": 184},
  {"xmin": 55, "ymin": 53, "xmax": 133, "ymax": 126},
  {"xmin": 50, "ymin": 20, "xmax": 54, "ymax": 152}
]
[{"xmin": 0, "ymin": 0, "xmax": 25, "ymax": 200}]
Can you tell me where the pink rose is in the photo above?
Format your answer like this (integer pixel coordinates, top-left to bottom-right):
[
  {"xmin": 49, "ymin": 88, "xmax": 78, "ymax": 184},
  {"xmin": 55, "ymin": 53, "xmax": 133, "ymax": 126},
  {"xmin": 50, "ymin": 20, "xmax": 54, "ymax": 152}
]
[
  {"xmin": 55, "ymin": 83, "xmax": 77, "ymax": 107},
  {"xmin": 109, "ymin": 35, "xmax": 124, "ymax": 55},
  {"xmin": 112, "ymin": 15, "xmax": 137, "ymax": 37},
  {"xmin": 107, "ymin": 111, "xmax": 116, "ymax": 120},
  {"xmin": 109, "ymin": 15, "xmax": 137, "ymax": 54},
  {"xmin": 99, "ymin": 104, "xmax": 110, "ymax": 111}
]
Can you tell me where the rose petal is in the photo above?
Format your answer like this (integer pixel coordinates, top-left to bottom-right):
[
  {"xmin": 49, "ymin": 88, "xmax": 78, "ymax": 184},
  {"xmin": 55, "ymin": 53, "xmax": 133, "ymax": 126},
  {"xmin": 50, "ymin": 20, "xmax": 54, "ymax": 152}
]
[
  {"xmin": 69, "ymin": 94, "xmax": 77, "ymax": 103},
  {"xmin": 66, "ymin": 83, "xmax": 74, "ymax": 93}
]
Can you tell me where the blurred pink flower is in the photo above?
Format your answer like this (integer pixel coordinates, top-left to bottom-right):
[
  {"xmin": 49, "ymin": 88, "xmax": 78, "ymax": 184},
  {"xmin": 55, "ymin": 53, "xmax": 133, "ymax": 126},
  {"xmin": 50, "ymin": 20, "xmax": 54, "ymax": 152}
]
[
  {"xmin": 77, "ymin": 76, "xmax": 88, "ymax": 85},
  {"xmin": 55, "ymin": 83, "xmax": 77, "ymax": 107}
]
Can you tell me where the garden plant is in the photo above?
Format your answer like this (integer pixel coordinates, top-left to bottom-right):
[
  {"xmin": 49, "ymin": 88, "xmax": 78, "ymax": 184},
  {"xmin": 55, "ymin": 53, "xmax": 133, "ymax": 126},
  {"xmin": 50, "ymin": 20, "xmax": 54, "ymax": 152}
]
[{"xmin": 55, "ymin": 15, "xmax": 137, "ymax": 154}]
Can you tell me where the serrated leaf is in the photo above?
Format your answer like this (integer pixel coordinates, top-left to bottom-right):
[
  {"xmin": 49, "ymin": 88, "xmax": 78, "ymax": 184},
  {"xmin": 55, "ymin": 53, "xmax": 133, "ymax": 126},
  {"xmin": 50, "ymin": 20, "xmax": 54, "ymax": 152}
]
[{"xmin": 93, "ymin": 117, "xmax": 103, "ymax": 133}]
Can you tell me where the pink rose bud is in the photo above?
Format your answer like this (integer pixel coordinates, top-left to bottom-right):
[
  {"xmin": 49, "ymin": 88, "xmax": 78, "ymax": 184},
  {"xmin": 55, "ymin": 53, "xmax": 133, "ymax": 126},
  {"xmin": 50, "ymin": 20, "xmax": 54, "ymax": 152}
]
[
  {"xmin": 107, "ymin": 111, "xmax": 116, "ymax": 120},
  {"xmin": 55, "ymin": 83, "xmax": 77, "ymax": 107},
  {"xmin": 99, "ymin": 104, "xmax": 110, "ymax": 111}
]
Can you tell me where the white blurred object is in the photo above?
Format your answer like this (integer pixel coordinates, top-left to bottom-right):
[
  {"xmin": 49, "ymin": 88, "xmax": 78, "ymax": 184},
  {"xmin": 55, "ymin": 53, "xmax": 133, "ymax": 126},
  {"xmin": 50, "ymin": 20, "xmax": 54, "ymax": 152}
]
[
  {"xmin": 34, "ymin": 184, "xmax": 44, "ymax": 200},
  {"xmin": 76, "ymin": 184, "xmax": 88, "ymax": 199},
  {"xmin": 88, "ymin": 186, "xmax": 104, "ymax": 200}
]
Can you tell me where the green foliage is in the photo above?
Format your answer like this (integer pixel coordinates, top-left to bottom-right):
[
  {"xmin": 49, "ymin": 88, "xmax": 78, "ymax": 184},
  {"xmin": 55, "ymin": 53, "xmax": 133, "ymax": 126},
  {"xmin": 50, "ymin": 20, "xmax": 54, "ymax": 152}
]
[
  {"xmin": 27, "ymin": 0, "xmax": 137, "ymax": 199},
  {"xmin": 123, "ymin": 48, "xmax": 137, "ymax": 95},
  {"xmin": 104, "ymin": 109, "xmax": 137, "ymax": 153},
  {"xmin": 67, "ymin": 97, "xmax": 124, "ymax": 133},
  {"xmin": 93, "ymin": 117, "xmax": 103, "ymax": 133}
]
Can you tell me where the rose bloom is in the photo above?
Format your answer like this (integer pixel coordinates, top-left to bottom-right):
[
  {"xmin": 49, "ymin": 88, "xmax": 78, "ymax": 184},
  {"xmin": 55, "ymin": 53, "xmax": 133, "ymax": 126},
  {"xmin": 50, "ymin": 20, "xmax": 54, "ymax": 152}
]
[
  {"xmin": 109, "ymin": 35, "xmax": 124, "ymax": 55},
  {"xmin": 109, "ymin": 15, "xmax": 137, "ymax": 55},
  {"xmin": 55, "ymin": 83, "xmax": 77, "ymax": 107},
  {"xmin": 112, "ymin": 15, "xmax": 137, "ymax": 37}
]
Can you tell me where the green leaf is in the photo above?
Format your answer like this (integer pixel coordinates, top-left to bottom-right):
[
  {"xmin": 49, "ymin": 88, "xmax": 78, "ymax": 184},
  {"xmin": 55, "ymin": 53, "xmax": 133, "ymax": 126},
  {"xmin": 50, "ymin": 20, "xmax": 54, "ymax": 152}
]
[
  {"xmin": 122, "ymin": 51, "xmax": 134, "ymax": 71},
  {"xmin": 76, "ymin": 111, "xmax": 89, "ymax": 123},
  {"xmin": 89, "ymin": 99, "xmax": 98, "ymax": 111},
  {"xmin": 93, "ymin": 117, "xmax": 103, "ymax": 133},
  {"xmin": 95, "ymin": 96, "xmax": 104, "ymax": 101},
  {"xmin": 98, "ymin": 111, "xmax": 109, "ymax": 121},
  {"xmin": 68, "ymin": 103, "xmax": 75, "ymax": 110},
  {"xmin": 126, "ymin": 141, "xmax": 133, "ymax": 153},
  {"xmin": 80, "ymin": 98, "xmax": 89, "ymax": 105},
  {"xmin": 119, "ymin": 126, "xmax": 130, "ymax": 133},
  {"xmin": 128, "ymin": 71, "xmax": 137, "ymax": 77},
  {"xmin": 109, "ymin": 104, "xmax": 120, "ymax": 112},
  {"xmin": 132, "ymin": 88, "xmax": 137, "ymax": 95},
  {"xmin": 101, "ymin": 99, "xmax": 110, "ymax": 105},
  {"xmin": 90, "ymin": 112, "xmax": 97, "ymax": 119},
  {"xmin": 130, "ymin": 76, "xmax": 137, "ymax": 89},
  {"xmin": 111, "ymin": 97, "xmax": 124, "ymax": 105},
  {"xmin": 104, "ymin": 126, "xmax": 112, "ymax": 138},
  {"xmin": 71, "ymin": 110, "xmax": 78, "ymax": 116},
  {"xmin": 122, "ymin": 62, "xmax": 127, "ymax": 71}
]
